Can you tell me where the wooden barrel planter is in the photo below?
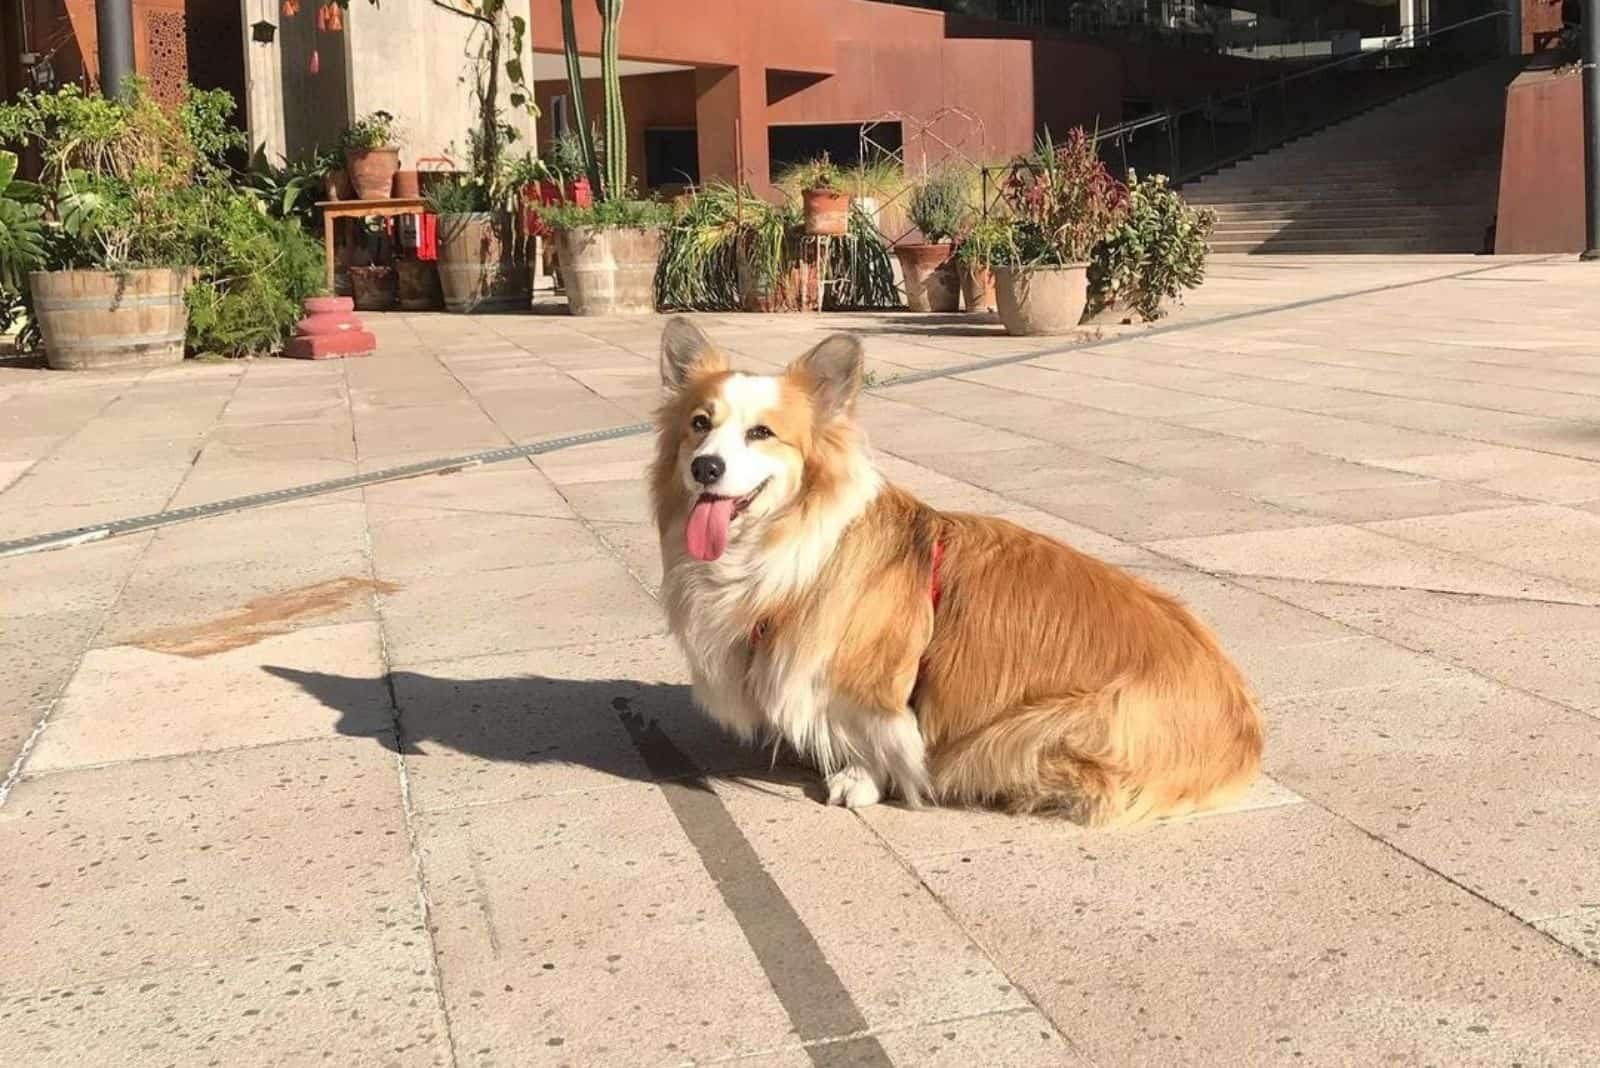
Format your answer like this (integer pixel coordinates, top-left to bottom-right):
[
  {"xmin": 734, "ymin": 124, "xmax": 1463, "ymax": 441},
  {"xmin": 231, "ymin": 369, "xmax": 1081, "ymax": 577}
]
[
  {"xmin": 29, "ymin": 268, "xmax": 190, "ymax": 371},
  {"xmin": 435, "ymin": 212, "xmax": 529, "ymax": 313},
  {"xmin": 556, "ymin": 226, "xmax": 663, "ymax": 316}
]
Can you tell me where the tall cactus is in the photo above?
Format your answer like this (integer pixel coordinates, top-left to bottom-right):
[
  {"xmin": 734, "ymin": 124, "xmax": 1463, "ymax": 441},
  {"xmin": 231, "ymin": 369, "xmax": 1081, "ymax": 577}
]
[
  {"xmin": 597, "ymin": 0, "xmax": 627, "ymax": 200},
  {"xmin": 559, "ymin": 0, "xmax": 602, "ymax": 195}
]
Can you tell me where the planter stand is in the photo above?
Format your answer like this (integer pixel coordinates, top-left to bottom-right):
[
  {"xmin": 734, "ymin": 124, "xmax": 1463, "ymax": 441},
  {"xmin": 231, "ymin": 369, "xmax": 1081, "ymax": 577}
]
[{"xmin": 284, "ymin": 296, "xmax": 376, "ymax": 360}]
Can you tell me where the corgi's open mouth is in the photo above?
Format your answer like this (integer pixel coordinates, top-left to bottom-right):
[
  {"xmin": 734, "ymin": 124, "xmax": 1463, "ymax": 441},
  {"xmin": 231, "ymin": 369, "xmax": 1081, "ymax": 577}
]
[{"xmin": 686, "ymin": 479, "xmax": 769, "ymax": 562}]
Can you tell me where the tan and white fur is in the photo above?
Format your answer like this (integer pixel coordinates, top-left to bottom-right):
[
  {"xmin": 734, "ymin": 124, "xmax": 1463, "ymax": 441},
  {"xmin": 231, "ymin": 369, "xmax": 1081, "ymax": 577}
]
[{"xmin": 651, "ymin": 318, "xmax": 1264, "ymax": 824}]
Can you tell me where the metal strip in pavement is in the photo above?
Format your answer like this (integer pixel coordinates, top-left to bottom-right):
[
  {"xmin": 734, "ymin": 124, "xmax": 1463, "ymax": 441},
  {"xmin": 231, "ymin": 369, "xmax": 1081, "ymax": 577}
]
[
  {"xmin": 618, "ymin": 710, "xmax": 894, "ymax": 1068},
  {"xmin": 0, "ymin": 256, "xmax": 1542, "ymax": 561}
]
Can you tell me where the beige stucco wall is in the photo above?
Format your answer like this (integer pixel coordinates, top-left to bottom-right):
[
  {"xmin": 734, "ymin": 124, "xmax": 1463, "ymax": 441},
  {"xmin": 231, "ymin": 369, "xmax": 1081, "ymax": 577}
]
[{"xmin": 240, "ymin": 0, "xmax": 535, "ymax": 167}]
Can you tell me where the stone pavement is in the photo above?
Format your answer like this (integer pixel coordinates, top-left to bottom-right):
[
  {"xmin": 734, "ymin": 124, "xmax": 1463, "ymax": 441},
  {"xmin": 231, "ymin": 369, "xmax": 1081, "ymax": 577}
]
[{"xmin": 2, "ymin": 254, "xmax": 1600, "ymax": 1066}]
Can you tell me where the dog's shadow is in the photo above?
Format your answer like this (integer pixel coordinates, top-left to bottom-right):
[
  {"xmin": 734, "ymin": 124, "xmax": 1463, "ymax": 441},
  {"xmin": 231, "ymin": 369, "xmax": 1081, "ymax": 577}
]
[{"xmin": 263, "ymin": 665, "xmax": 817, "ymax": 798}]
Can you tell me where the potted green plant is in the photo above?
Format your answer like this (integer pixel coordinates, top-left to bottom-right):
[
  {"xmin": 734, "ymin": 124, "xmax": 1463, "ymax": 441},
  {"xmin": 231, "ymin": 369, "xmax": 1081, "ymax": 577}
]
[
  {"xmin": 427, "ymin": 176, "xmax": 528, "ymax": 313},
  {"xmin": 954, "ymin": 215, "xmax": 1006, "ymax": 314},
  {"xmin": 342, "ymin": 111, "xmax": 401, "ymax": 200},
  {"xmin": 0, "ymin": 82, "xmax": 198, "ymax": 369},
  {"xmin": 545, "ymin": 197, "xmax": 672, "ymax": 315},
  {"xmin": 1087, "ymin": 171, "xmax": 1215, "ymax": 323},
  {"xmin": 981, "ymin": 129, "xmax": 1129, "ymax": 336},
  {"xmin": 0, "ymin": 149, "xmax": 46, "ymax": 311},
  {"xmin": 896, "ymin": 167, "xmax": 967, "ymax": 313},
  {"xmin": 796, "ymin": 155, "xmax": 850, "ymax": 237}
]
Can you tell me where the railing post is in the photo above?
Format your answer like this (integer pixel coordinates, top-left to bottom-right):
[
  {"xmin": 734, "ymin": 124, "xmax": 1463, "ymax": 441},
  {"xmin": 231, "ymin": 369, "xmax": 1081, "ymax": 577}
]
[{"xmin": 1584, "ymin": 0, "xmax": 1600, "ymax": 260}]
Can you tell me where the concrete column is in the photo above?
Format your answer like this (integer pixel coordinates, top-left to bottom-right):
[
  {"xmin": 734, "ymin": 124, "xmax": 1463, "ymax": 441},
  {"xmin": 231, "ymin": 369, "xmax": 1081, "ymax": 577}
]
[
  {"xmin": 95, "ymin": 0, "xmax": 135, "ymax": 95},
  {"xmin": 694, "ymin": 65, "xmax": 768, "ymax": 192},
  {"xmin": 1583, "ymin": 0, "xmax": 1600, "ymax": 259},
  {"xmin": 240, "ymin": 0, "xmax": 287, "ymax": 158},
  {"xmin": 1399, "ymin": 0, "xmax": 1429, "ymax": 44}
]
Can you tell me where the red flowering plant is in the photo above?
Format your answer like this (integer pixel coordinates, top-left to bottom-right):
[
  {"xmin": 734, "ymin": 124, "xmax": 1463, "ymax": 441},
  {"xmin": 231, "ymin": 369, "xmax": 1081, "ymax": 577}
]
[{"xmin": 992, "ymin": 127, "xmax": 1128, "ymax": 268}]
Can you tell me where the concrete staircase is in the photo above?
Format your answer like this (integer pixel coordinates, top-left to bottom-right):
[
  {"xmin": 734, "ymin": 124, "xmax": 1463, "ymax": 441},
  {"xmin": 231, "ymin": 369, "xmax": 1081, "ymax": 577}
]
[{"xmin": 1182, "ymin": 61, "xmax": 1518, "ymax": 254}]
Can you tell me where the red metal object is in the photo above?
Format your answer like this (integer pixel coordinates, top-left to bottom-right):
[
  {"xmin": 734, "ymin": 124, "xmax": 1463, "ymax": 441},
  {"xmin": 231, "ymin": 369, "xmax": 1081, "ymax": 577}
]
[
  {"xmin": 522, "ymin": 179, "xmax": 594, "ymax": 238},
  {"xmin": 284, "ymin": 296, "xmax": 376, "ymax": 360}
]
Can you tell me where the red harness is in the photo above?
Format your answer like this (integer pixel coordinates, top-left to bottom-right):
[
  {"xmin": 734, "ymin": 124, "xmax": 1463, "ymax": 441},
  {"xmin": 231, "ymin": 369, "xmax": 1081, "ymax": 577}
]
[{"xmin": 752, "ymin": 541, "xmax": 945, "ymax": 709}]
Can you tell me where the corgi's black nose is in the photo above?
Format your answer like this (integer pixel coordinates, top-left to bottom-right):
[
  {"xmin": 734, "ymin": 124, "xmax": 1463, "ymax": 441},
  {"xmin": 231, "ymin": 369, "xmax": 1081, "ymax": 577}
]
[{"xmin": 691, "ymin": 455, "xmax": 725, "ymax": 486}]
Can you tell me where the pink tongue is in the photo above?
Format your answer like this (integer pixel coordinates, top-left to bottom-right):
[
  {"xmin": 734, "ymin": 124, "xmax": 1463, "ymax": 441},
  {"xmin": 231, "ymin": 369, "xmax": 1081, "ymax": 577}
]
[{"xmin": 686, "ymin": 496, "xmax": 737, "ymax": 561}]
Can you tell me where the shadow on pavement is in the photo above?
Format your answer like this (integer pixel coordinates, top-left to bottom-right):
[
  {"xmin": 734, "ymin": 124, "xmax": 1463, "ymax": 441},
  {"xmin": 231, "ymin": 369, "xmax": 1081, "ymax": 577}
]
[{"xmin": 263, "ymin": 665, "xmax": 807, "ymax": 795}]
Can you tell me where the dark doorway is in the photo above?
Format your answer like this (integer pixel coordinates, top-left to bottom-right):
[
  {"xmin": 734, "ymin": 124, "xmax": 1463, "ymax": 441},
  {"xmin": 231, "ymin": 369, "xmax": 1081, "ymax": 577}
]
[
  {"xmin": 767, "ymin": 122, "xmax": 903, "ymax": 173},
  {"xmin": 645, "ymin": 127, "xmax": 699, "ymax": 188}
]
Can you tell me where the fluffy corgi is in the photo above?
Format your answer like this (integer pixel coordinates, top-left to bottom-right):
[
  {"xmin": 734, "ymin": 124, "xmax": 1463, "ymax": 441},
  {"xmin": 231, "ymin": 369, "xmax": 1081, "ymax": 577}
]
[{"xmin": 651, "ymin": 318, "xmax": 1263, "ymax": 824}]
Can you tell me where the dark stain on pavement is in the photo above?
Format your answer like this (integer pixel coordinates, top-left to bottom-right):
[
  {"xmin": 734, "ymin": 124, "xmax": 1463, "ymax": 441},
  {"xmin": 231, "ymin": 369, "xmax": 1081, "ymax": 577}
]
[{"xmin": 132, "ymin": 576, "xmax": 400, "ymax": 657}]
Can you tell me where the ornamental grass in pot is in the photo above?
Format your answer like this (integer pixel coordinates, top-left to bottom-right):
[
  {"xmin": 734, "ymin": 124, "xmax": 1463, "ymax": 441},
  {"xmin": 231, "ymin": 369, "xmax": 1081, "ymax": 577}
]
[
  {"xmin": 544, "ymin": 197, "xmax": 673, "ymax": 316},
  {"xmin": 896, "ymin": 167, "xmax": 967, "ymax": 313},
  {"xmin": 427, "ymin": 177, "xmax": 530, "ymax": 314},
  {"xmin": 983, "ymin": 129, "xmax": 1129, "ymax": 336}
]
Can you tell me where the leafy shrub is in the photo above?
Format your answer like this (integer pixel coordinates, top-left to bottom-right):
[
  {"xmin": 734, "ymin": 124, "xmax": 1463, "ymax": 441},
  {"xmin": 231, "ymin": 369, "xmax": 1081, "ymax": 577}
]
[
  {"xmin": 240, "ymin": 145, "xmax": 335, "ymax": 236},
  {"xmin": 342, "ymin": 111, "xmax": 399, "ymax": 151},
  {"xmin": 1087, "ymin": 171, "xmax": 1214, "ymax": 321},
  {"xmin": 0, "ymin": 150, "xmax": 46, "ymax": 292},
  {"xmin": 907, "ymin": 167, "xmax": 969, "ymax": 244},
  {"xmin": 785, "ymin": 154, "xmax": 840, "ymax": 191},
  {"xmin": 0, "ymin": 79, "xmax": 322, "ymax": 356},
  {"xmin": 426, "ymin": 176, "xmax": 493, "ymax": 215},
  {"xmin": 992, "ymin": 128, "xmax": 1128, "ymax": 267},
  {"xmin": 655, "ymin": 183, "xmax": 749, "ymax": 311},
  {"xmin": 541, "ymin": 198, "xmax": 674, "ymax": 231},
  {"xmin": 185, "ymin": 187, "xmax": 325, "ymax": 357},
  {"xmin": 0, "ymin": 79, "xmax": 236, "ymax": 271},
  {"xmin": 541, "ymin": 130, "xmax": 593, "ymax": 185}
]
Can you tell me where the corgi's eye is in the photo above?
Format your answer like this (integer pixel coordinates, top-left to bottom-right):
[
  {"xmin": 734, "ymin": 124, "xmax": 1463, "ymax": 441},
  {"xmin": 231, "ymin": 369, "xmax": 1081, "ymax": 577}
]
[
  {"xmin": 691, "ymin": 414, "xmax": 711, "ymax": 433},
  {"xmin": 747, "ymin": 425, "xmax": 774, "ymax": 442}
]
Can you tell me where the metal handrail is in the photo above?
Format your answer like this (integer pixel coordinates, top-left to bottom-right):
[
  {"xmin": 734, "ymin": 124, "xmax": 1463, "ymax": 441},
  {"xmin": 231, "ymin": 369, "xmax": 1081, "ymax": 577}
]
[{"xmin": 1091, "ymin": 8, "xmax": 1511, "ymax": 148}]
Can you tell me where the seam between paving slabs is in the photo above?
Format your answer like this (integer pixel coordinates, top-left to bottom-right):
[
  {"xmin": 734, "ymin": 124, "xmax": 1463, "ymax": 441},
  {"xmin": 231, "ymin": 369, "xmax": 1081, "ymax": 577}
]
[
  {"xmin": 874, "ymin": 438, "xmax": 1600, "ymax": 973},
  {"xmin": 0, "ymin": 367, "xmax": 251, "ymax": 806},
  {"xmin": 345, "ymin": 354, "xmax": 465, "ymax": 1068},
  {"xmin": 398, "ymin": 339, "xmax": 891, "ymax": 1065},
  {"xmin": 867, "ymin": 386, "xmax": 1600, "ymax": 611},
  {"xmin": 0, "ymin": 256, "xmax": 1549, "ymax": 561},
  {"xmin": 530, "ymin": 458, "xmax": 893, "ymax": 1067}
]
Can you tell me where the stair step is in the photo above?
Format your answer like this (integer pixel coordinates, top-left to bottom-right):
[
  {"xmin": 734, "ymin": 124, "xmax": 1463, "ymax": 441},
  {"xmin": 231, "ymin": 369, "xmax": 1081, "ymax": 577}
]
[{"xmin": 1210, "ymin": 237, "xmax": 1486, "ymax": 253}]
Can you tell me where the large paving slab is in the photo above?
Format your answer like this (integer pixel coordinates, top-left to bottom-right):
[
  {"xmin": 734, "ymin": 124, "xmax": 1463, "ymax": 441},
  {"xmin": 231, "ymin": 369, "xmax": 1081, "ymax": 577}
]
[{"xmin": 3, "ymin": 255, "xmax": 1600, "ymax": 1065}]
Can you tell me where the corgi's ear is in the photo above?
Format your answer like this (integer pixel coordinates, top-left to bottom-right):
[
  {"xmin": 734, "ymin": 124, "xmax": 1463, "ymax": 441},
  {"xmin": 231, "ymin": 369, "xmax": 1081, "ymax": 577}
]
[
  {"xmin": 660, "ymin": 317, "xmax": 727, "ymax": 389},
  {"xmin": 788, "ymin": 334, "xmax": 864, "ymax": 420}
]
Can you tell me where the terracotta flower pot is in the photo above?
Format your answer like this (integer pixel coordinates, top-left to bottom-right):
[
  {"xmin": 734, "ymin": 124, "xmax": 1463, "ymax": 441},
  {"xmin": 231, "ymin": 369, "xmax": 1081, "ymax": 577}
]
[
  {"xmin": 960, "ymin": 261, "xmax": 998, "ymax": 313},
  {"xmin": 391, "ymin": 169, "xmax": 420, "ymax": 198},
  {"xmin": 556, "ymin": 225, "xmax": 663, "ymax": 316},
  {"xmin": 993, "ymin": 264, "xmax": 1090, "ymax": 336},
  {"xmin": 349, "ymin": 265, "xmax": 398, "ymax": 311},
  {"xmin": 802, "ymin": 187, "xmax": 850, "ymax": 236},
  {"xmin": 894, "ymin": 243, "xmax": 960, "ymax": 313},
  {"xmin": 345, "ymin": 146, "xmax": 400, "ymax": 200}
]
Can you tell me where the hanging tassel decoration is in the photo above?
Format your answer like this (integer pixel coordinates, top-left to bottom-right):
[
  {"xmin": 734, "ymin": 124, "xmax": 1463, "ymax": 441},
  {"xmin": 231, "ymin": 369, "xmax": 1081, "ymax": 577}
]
[{"xmin": 309, "ymin": 48, "xmax": 320, "ymax": 74}]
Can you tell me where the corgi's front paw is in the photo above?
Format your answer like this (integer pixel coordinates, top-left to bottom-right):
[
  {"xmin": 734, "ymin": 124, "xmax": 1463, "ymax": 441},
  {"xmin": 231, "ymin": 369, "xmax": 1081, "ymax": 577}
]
[{"xmin": 824, "ymin": 765, "xmax": 882, "ymax": 809}]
